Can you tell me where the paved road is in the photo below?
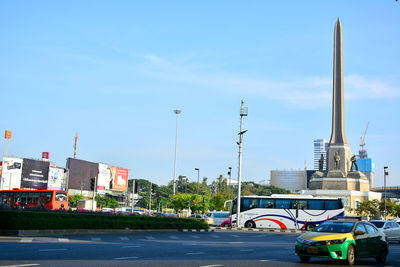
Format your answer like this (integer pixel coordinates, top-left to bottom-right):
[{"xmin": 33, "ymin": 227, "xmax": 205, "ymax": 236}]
[{"xmin": 0, "ymin": 230, "xmax": 399, "ymax": 266}]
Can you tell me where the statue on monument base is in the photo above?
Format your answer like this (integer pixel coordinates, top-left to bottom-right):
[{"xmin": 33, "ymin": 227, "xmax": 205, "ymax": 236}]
[{"xmin": 350, "ymin": 155, "xmax": 358, "ymax": 171}]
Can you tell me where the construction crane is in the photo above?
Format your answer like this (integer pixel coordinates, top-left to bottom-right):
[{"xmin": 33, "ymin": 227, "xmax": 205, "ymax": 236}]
[{"xmin": 359, "ymin": 122, "xmax": 369, "ymax": 159}]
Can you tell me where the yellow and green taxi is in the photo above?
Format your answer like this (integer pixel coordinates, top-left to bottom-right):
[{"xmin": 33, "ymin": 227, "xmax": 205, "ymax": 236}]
[{"xmin": 295, "ymin": 220, "xmax": 388, "ymax": 265}]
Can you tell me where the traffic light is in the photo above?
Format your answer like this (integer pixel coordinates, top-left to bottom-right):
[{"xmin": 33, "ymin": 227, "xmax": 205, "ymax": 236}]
[
  {"xmin": 156, "ymin": 192, "xmax": 161, "ymax": 200},
  {"xmin": 90, "ymin": 178, "xmax": 95, "ymax": 191},
  {"xmin": 134, "ymin": 181, "xmax": 138, "ymax": 193},
  {"xmin": 151, "ymin": 184, "xmax": 156, "ymax": 194}
]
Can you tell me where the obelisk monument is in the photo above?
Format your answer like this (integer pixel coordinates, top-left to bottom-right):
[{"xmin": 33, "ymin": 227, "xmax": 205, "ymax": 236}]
[
  {"xmin": 326, "ymin": 18, "xmax": 352, "ymax": 178},
  {"xmin": 303, "ymin": 19, "xmax": 380, "ymax": 212}
]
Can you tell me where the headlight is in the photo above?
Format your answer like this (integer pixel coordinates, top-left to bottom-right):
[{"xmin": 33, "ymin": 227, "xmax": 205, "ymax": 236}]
[{"xmin": 327, "ymin": 238, "xmax": 346, "ymax": 245}]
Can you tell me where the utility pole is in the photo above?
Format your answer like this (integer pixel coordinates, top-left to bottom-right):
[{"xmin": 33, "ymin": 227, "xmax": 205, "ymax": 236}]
[
  {"xmin": 173, "ymin": 109, "xmax": 181, "ymax": 195},
  {"xmin": 228, "ymin": 167, "xmax": 232, "ymax": 201},
  {"xmin": 236, "ymin": 99, "xmax": 248, "ymax": 228},
  {"xmin": 131, "ymin": 180, "xmax": 135, "ymax": 214},
  {"xmin": 92, "ymin": 175, "xmax": 97, "ymax": 211},
  {"xmin": 195, "ymin": 168, "xmax": 200, "ymax": 214},
  {"xmin": 384, "ymin": 166, "xmax": 389, "ymax": 219},
  {"xmin": 149, "ymin": 182, "xmax": 152, "ymax": 212}
]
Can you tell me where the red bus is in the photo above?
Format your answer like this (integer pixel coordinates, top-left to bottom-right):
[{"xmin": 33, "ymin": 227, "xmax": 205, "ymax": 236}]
[{"xmin": 0, "ymin": 189, "xmax": 68, "ymax": 210}]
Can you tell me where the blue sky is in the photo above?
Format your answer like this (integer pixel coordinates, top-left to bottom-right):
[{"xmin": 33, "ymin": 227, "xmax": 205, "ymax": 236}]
[{"xmin": 1, "ymin": 1, "xmax": 399, "ymax": 187}]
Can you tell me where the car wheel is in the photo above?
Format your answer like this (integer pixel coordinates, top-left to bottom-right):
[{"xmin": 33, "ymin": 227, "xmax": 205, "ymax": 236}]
[
  {"xmin": 346, "ymin": 245, "xmax": 355, "ymax": 265},
  {"xmin": 299, "ymin": 256, "xmax": 310, "ymax": 263},
  {"xmin": 244, "ymin": 220, "xmax": 256, "ymax": 228},
  {"xmin": 305, "ymin": 223, "xmax": 316, "ymax": 231},
  {"xmin": 223, "ymin": 223, "xmax": 230, "ymax": 227},
  {"xmin": 375, "ymin": 247, "xmax": 387, "ymax": 264}
]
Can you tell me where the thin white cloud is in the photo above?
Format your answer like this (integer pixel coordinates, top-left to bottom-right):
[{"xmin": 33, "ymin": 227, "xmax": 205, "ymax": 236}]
[{"xmin": 140, "ymin": 54, "xmax": 399, "ymax": 109}]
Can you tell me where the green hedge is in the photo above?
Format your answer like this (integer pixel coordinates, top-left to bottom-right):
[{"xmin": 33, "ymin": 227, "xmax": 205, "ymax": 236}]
[{"xmin": 0, "ymin": 210, "xmax": 209, "ymax": 230}]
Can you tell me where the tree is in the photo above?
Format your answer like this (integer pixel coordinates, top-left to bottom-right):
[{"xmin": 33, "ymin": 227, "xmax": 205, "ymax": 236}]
[
  {"xmin": 95, "ymin": 195, "xmax": 120, "ymax": 209},
  {"xmin": 68, "ymin": 194, "xmax": 84, "ymax": 208}
]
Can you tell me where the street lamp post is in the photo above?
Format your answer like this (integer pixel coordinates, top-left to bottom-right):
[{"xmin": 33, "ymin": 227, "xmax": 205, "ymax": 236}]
[
  {"xmin": 236, "ymin": 99, "xmax": 248, "ymax": 228},
  {"xmin": 173, "ymin": 109, "xmax": 181, "ymax": 195},
  {"xmin": 195, "ymin": 168, "xmax": 200, "ymax": 214},
  {"xmin": 384, "ymin": 166, "xmax": 389, "ymax": 219}
]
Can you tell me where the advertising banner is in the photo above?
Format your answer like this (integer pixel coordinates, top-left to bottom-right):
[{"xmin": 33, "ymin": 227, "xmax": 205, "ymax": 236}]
[
  {"xmin": 66, "ymin": 158, "xmax": 98, "ymax": 191},
  {"xmin": 47, "ymin": 167, "xmax": 65, "ymax": 190},
  {"xmin": 21, "ymin": 158, "xmax": 49, "ymax": 189},
  {"xmin": 97, "ymin": 163, "xmax": 112, "ymax": 194},
  {"xmin": 1, "ymin": 157, "xmax": 23, "ymax": 190},
  {"xmin": 110, "ymin": 167, "xmax": 129, "ymax": 191}
]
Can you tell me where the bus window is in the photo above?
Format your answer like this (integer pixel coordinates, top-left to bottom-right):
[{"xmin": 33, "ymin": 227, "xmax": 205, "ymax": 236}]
[
  {"xmin": 292, "ymin": 200, "xmax": 307, "ymax": 209},
  {"xmin": 308, "ymin": 200, "xmax": 324, "ymax": 210},
  {"xmin": 276, "ymin": 199, "xmax": 291, "ymax": 209},
  {"xmin": 45, "ymin": 192, "xmax": 52, "ymax": 203},
  {"xmin": 242, "ymin": 198, "xmax": 259, "ymax": 211},
  {"xmin": 260, "ymin": 199, "xmax": 275, "ymax": 208},
  {"xmin": 325, "ymin": 200, "xmax": 342, "ymax": 210},
  {"xmin": 21, "ymin": 192, "xmax": 27, "ymax": 205},
  {"xmin": 33, "ymin": 192, "xmax": 40, "ymax": 204},
  {"xmin": 231, "ymin": 200, "xmax": 237, "ymax": 214},
  {"xmin": 55, "ymin": 192, "xmax": 67, "ymax": 202}
]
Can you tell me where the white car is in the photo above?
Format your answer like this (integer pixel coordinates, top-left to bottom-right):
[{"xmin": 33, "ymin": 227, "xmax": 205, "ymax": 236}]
[{"xmin": 370, "ymin": 220, "xmax": 400, "ymax": 243}]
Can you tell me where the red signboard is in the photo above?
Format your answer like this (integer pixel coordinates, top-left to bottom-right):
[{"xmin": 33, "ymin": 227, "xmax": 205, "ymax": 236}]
[
  {"xmin": 4, "ymin": 130, "xmax": 11, "ymax": 139},
  {"xmin": 42, "ymin": 152, "xmax": 49, "ymax": 160},
  {"xmin": 110, "ymin": 167, "xmax": 129, "ymax": 191}
]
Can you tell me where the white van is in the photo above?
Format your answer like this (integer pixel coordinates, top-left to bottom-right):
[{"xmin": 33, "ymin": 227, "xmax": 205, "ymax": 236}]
[{"xmin": 206, "ymin": 211, "xmax": 230, "ymax": 226}]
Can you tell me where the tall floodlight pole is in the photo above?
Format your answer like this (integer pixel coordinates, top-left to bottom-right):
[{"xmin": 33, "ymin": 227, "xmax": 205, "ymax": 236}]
[
  {"xmin": 384, "ymin": 166, "xmax": 389, "ymax": 219},
  {"xmin": 236, "ymin": 100, "xmax": 248, "ymax": 228},
  {"xmin": 228, "ymin": 167, "xmax": 232, "ymax": 201},
  {"xmin": 131, "ymin": 179, "xmax": 135, "ymax": 214},
  {"xmin": 195, "ymin": 168, "xmax": 200, "ymax": 214},
  {"xmin": 173, "ymin": 109, "xmax": 181, "ymax": 195},
  {"xmin": 149, "ymin": 182, "xmax": 152, "ymax": 211}
]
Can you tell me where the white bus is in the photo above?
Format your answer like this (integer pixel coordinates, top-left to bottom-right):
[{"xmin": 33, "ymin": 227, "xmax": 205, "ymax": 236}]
[{"xmin": 231, "ymin": 194, "xmax": 344, "ymax": 231}]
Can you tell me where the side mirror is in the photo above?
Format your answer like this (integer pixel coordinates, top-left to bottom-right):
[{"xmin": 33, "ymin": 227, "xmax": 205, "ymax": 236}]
[{"xmin": 355, "ymin": 230, "xmax": 365, "ymax": 236}]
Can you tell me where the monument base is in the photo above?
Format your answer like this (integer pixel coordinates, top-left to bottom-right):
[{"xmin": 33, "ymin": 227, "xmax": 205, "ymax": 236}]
[
  {"xmin": 301, "ymin": 189, "xmax": 381, "ymax": 214},
  {"xmin": 309, "ymin": 171, "xmax": 370, "ymax": 191}
]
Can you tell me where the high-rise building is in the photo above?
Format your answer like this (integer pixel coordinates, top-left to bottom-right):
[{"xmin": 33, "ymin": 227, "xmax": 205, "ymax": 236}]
[{"xmin": 313, "ymin": 139, "xmax": 328, "ymax": 170}]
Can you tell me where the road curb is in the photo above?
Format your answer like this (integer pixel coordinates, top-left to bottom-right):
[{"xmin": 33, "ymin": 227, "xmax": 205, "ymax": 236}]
[
  {"xmin": 210, "ymin": 226, "xmax": 305, "ymax": 233},
  {"xmin": 179, "ymin": 229, "xmax": 214, "ymax": 232},
  {"xmin": 0, "ymin": 228, "xmax": 209, "ymax": 237}
]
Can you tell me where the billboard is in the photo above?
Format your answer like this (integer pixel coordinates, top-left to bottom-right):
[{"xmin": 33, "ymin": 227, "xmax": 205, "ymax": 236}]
[
  {"xmin": 47, "ymin": 167, "xmax": 65, "ymax": 190},
  {"xmin": 97, "ymin": 163, "xmax": 113, "ymax": 194},
  {"xmin": 1, "ymin": 157, "xmax": 23, "ymax": 190},
  {"xmin": 21, "ymin": 158, "xmax": 49, "ymax": 189},
  {"xmin": 110, "ymin": 167, "xmax": 129, "ymax": 191},
  {"xmin": 66, "ymin": 158, "xmax": 98, "ymax": 191}
]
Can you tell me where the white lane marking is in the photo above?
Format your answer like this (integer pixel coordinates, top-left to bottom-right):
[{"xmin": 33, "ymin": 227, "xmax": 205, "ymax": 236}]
[
  {"xmin": 119, "ymin": 237, "xmax": 129, "ymax": 240},
  {"xmin": 231, "ymin": 234, "xmax": 240, "ymax": 238},
  {"xmin": 0, "ymin": 264, "xmax": 40, "ymax": 267},
  {"xmin": 58, "ymin": 238, "xmax": 69, "ymax": 242},
  {"xmin": 211, "ymin": 235, "xmax": 220, "ymax": 238},
  {"xmin": 91, "ymin": 238, "xmax": 101, "ymax": 241},
  {"xmin": 260, "ymin": 259, "xmax": 276, "ymax": 262},
  {"xmin": 229, "ymin": 242, "xmax": 243, "ymax": 244},
  {"xmin": 169, "ymin": 235, "xmax": 178, "ymax": 239},
  {"xmin": 199, "ymin": 265, "xmax": 223, "ymax": 267},
  {"xmin": 191, "ymin": 235, "xmax": 200, "ymax": 239},
  {"xmin": 122, "ymin": 245, "xmax": 141, "ymax": 248},
  {"xmin": 20, "ymin": 238, "xmax": 33, "ymax": 243},
  {"xmin": 39, "ymin": 249, "xmax": 67, "ymax": 252},
  {"xmin": 240, "ymin": 249, "xmax": 254, "ymax": 252},
  {"xmin": 259, "ymin": 260, "xmax": 270, "ymax": 262},
  {"xmin": 182, "ymin": 243, "xmax": 197, "ymax": 246},
  {"xmin": 186, "ymin": 252, "xmax": 205, "ymax": 255},
  {"xmin": 113, "ymin": 256, "xmax": 138, "ymax": 260},
  {"xmin": 145, "ymin": 236, "xmax": 155, "ymax": 240}
]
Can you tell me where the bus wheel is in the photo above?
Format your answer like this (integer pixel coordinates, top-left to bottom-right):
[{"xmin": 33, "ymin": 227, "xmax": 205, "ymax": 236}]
[
  {"xmin": 305, "ymin": 223, "xmax": 316, "ymax": 231},
  {"xmin": 244, "ymin": 220, "xmax": 256, "ymax": 228}
]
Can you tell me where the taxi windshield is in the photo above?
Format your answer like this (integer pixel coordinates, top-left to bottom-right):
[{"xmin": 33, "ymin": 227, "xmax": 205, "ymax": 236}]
[{"xmin": 313, "ymin": 222, "xmax": 355, "ymax": 233}]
